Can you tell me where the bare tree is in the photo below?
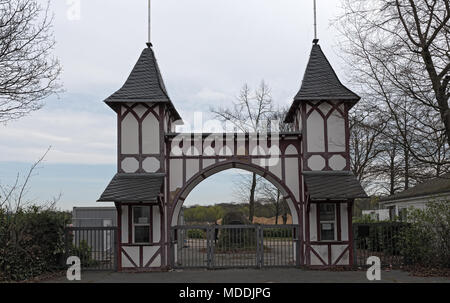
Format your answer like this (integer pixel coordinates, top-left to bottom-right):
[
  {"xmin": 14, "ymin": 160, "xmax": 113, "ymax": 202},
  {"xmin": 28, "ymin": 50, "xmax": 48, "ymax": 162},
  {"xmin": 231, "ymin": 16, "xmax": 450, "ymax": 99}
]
[
  {"xmin": 0, "ymin": 0, "xmax": 62, "ymax": 123},
  {"xmin": 336, "ymin": 0, "xmax": 450, "ymax": 164},
  {"xmin": 0, "ymin": 147, "xmax": 56, "ymax": 212},
  {"xmin": 211, "ymin": 81, "xmax": 275, "ymax": 222}
]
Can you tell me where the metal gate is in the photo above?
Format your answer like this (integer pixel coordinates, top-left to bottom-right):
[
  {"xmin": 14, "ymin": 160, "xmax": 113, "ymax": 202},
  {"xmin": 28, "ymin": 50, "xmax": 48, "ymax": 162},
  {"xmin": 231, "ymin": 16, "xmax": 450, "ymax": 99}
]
[
  {"xmin": 170, "ymin": 225, "xmax": 300, "ymax": 269},
  {"xmin": 65, "ymin": 227, "xmax": 118, "ymax": 271},
  {"xmin": 353, "ymin": 223, "xmax": 408, "ymax": 267}
]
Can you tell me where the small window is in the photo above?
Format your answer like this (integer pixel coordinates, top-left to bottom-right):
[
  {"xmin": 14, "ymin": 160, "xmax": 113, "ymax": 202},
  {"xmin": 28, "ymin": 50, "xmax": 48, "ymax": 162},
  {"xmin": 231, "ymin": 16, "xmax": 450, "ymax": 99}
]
[
  {"xmin": 133, "ymin": 206, "xmax": 151, "ymax": 243},
  {"xmin": 399, "ymin": 208, "xmax": 407, "ymax": 222},
  {"xmin": 319, "ymin": 204, "xmax": 336, "ymax": 241},
  {"xmin": 388, "ymin": 206, "xmax": 396, "ymax": 221}
]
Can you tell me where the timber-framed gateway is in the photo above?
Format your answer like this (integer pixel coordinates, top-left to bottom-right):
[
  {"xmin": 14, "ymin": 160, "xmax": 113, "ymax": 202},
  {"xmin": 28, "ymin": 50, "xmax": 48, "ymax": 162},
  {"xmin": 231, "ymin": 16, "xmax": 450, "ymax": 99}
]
[{"xmin": 95, "ymin": 35, "xmax": 368, "ymax": 271}]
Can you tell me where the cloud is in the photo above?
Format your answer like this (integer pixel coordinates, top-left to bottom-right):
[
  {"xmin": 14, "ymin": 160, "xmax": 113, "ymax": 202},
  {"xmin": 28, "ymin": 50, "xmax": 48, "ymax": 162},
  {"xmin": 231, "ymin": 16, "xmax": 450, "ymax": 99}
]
[{"xmin": 0, "ymin": 107, "xmax": 116, "ymax": 164}]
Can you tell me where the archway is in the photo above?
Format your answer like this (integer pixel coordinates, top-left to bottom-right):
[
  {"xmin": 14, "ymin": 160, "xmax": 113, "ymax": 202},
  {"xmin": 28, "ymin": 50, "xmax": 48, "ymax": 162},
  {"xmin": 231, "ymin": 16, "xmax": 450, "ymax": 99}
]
[
  {"xmin": 170, "ymin": 160, "xmax": 301, "ymax": 227},
  {"xmin": 168, "ymin": 160, "xmax": 303, "ymax": 269}
]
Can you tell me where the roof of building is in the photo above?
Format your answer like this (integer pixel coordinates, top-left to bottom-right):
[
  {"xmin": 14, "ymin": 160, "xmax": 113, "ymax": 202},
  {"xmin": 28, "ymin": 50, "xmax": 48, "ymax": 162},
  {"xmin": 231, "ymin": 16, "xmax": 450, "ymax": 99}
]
[
  {"xmin": 379, "ymin": 173, "xmax": 450, "ymax": 203},
  {"xmin": 104, "ymin": 44, "xmax": 181, "ymax": 121},
  {"xmin": 285, "ymin": 41, "xmax": 360, "ymax": 123},
  {"xmin": 303, "ymin": 171, "xmax": 368, "ymax": 200},
  {"xmin": 97, "ymin": 173, "xmax": 165, "ymax": 203}
]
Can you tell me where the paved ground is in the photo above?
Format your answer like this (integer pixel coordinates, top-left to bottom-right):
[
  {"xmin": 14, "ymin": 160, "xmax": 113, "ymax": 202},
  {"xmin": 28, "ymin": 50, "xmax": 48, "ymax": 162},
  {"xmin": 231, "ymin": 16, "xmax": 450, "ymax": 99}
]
[{"xmin": 45, "ymin": 268, "xmax": 449, "ymax": 283}]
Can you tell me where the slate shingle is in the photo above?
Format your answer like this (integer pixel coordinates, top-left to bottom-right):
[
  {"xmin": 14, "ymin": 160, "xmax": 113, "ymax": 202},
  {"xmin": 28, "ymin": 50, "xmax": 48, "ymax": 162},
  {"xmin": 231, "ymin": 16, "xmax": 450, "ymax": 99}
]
[
  {"xmin": 285, "ymin": 42, "xmax": 360, "ymax": 123},
  {"xmin": 104, "ymin": 46, "xmax": 181, "ymax": 121},
  {"xmin": 98, "ymin": 173, "xmax": 165, "ymax": 203},
  {"xmin": 303, "ymin": 171, "xmax": 368, "ymax": 200},
  {"xmin": 379, "ymin": 172, "xmax": 450, "ymax": 202}
]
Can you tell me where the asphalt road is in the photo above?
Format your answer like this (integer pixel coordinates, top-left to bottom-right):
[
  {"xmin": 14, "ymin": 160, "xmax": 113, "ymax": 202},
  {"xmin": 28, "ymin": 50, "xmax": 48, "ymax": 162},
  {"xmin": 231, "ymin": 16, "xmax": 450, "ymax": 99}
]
[{"xmin": 44, "ymin": 268, "xmax": 449, "ymax": 283}]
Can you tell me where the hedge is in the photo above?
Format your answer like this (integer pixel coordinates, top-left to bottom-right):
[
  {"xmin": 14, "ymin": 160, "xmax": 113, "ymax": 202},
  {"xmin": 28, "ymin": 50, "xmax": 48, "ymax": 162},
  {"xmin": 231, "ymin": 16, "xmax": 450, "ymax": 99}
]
[{"xmin": 0, "ymin": 206, "xmax": 71, "ymax": 281}]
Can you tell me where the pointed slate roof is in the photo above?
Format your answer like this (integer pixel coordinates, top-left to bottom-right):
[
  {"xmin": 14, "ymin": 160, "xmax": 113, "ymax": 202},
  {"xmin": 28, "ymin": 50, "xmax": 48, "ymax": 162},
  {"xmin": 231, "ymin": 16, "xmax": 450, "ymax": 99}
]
[
  {"xmin": 104, "ymin": 44, "xmax": 181, "ymax": 121},
  {"xmin": 284, "ymin": 41, "xmax": 360, "ymax": 123}
]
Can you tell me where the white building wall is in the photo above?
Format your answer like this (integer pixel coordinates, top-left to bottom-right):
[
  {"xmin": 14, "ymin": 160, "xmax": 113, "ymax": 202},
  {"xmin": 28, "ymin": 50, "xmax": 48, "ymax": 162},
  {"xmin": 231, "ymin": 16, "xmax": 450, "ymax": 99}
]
[
  {"xmin": 121, "ymin": 113, "xmax": 139, "ymax": 154},
  {"xmin": 121, "ymin": 205, "xmax": 128, "ymax": 243},
  {"xmin": 142, "ymin": 112, "xmax": 160, "ymax": 154},
  {"xmin": 152, "ymin": 206, "xmax": 161, "ymax": 243},
  {"xmin": 307, "ymin": 110, "xmax": 325, "ymax": 152},
  {"xmin": 327, "ymin": 112, "xmax": 346, "ymax": 152}
]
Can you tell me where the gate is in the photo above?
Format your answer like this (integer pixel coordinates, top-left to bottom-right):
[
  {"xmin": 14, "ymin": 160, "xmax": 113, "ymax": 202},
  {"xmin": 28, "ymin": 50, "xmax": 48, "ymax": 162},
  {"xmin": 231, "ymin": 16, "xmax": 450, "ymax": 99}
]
[
  {"xmin": 353, "ymin": 223, "xmax": 409, "ymax": 267},
  {"xmin": 64, "ymin": 227, "xmax": 118, "ymax": 271},
  {"xmin": 170, "ymin": 225, "xmax": 300, "ymax": 269}
]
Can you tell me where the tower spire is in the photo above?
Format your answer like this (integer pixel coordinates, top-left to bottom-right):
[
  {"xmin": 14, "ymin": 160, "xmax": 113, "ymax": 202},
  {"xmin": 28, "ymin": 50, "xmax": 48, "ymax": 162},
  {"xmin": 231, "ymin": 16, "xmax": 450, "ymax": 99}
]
[
  {"xmin": 147, "ymin": 0, "xmax": 152, "ymax": 47},
  {"xmin": 313, "ymin": 0, "xmax": 319, "ymax": 44}
]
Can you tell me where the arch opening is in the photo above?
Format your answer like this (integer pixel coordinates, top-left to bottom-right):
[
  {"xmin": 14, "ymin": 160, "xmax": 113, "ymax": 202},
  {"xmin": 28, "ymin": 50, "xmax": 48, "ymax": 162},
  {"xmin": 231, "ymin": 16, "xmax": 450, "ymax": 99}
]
[{"xmin": 170, "ymin": 161, "xmax": 301, "ymax": 227}]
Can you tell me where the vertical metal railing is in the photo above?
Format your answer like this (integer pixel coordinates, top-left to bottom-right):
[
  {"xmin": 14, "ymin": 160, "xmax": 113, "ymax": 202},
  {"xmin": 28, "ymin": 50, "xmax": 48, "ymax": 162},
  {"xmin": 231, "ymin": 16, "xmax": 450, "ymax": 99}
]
[
  {"xmin": 171, "ymin": 224, "xmax": 300, "ymax": 269},
  {"xmin": 353, "ymin": 223, "xmax": 408, "ymax": 268},
  {"xmin": 64, "ymin": 227, "xmax": 118, "ymax": 271}
]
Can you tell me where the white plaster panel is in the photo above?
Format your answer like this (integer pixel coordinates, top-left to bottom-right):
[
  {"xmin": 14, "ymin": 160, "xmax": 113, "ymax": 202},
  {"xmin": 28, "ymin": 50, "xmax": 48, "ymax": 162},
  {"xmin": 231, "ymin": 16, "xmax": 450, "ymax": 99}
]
[
  {"xmin": 327, "ymin": 112, "xmax": 346, "ymax": 152},
  {"xmin": 170, "ymin": 159, "xmax": 182, "ymax": 191},
  {"xmin": 142, "ymin": 246, "xmax": 159, "ymax": 266},
  {"xmin": 268, "ymin": 160, "xmax": 282, "ymax": 180},
  {"xmin": 316, "ymin": 245, "xmax": 329, "ymax": 264},
  {"xmin": 123, "ymin": 246, "xmax": 139, "ymax": 267},
  {"xmin": 307, "ymin": 110, "xmax": 325, "ymax": 152},
  {"xmin": 285, "ymin": 198, "xmax": 298, "ymax": 224},
  {"xmin": 152, "ymin": 205, "xmax": 161, "ymax": 243},
  {"xmin": 172, "ymin": 200, "xmax": 183, "ymax": 227},
  {"xmin": 285, "ymin": 158, "xmax": 300, "ymax": 201},
  {"xmin": 308, "ymin": 155, "xmax": 325, "ymax": 171},
  {"xmin": 186, "ymin": 159, "xmax": 199, "ymax": 182},
  {"xmin": 121, "ymin": 113, "xmax": 139, "ymax": 154},
  {"xmin": 336, "ymin": 250, "xmax": 350, "ymax": 265},
  {"xmin": 310, "ymin": 251, "xmax": 322, "ymax": 265},
  {"xmin": 122, "ymin": 157, "xmax": 139, "ymax": 173},
  {"xmin": 310, "ymin": 204, "xmax": 317, "ymax": 241},
  {"xmin": 202, "ymin": 159, "xmax": 216, "ymax": 169},
  {"xmin": 121, "ymin": 206, "xmax": 128, "ymax": 243},
  {"xmin": 133, "ymin": 104, "xmax": 147, "ymax": 118},
  {"xmin": 329, "ymin": 155, "xmax": 346, "ymax": 170},
  {"xmin": 143, "ymin": 157, "xmax": 160, "ymax": 173},
  {"xmin": 219, "ymin": 146, "xmax": 233, "ymax": 156},
  {"xmin": 142, "ymin": 112, "xmax": 160, "ymax": 154},
  {"xmin": 149, "ymin": 254, "xmax": 161, "ymax": 267},
  {"xmin": 285, "ymin": 144, "xmax": 298, "ymax": 155},
  {"xmin": 121, "ymin": 252, "xmax": 134, "ymax": 268},
  {"xmin": 236, "ymin": 138, "xmax": 246, "ymax": 156},
  {"xmin": 319, "ymin": 102, "xmax": 332, "ymax": 116},
  {"xmin": 340, "ymin": 204, "xmax": 349, "ymax": 241},
  {"xmin": 311, "ymin": 245, "xmax": 328, "ymax": 265},
  {"xmin": 306, "ymin": 104, "xmax": 312, "ymax": 113},
  {"xmin": 331, "ymin": 245, "xmax": 348, "ymax": 264}
]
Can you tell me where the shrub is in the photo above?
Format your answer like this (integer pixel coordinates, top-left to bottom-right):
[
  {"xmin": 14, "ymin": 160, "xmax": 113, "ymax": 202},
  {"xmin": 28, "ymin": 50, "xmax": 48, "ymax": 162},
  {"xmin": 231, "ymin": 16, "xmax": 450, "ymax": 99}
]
[
  {"xmin": 400, "ymin": 201, "xmax": 450, "ymax": 268},
  {"xmin": 216, "ymin": 211, "xmax": 256, "ymax": 251},
  {"xmin": 263, "ymin": 228, "xmax": 293, "ymax": 238},
  {"xmin": 187, "ymin": 229, "xmax": 206, "ymax": 239},
  {"xmin": 0, "ymin": 206, "xmax": 71, "ymax": 281}
]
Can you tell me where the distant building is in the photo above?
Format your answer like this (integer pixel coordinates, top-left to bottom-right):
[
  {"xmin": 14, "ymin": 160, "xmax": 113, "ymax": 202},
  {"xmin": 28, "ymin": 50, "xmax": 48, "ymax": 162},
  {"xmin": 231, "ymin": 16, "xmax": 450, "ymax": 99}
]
[
  {"xmin": 72, "ymin": 207, "xmax": 117, "ymax": 227},
  {"xmin": 361, "ymin": 209, "xmax": 390, "ymax": 221},
  {"xmin": 378, "ymin": 173, "xmax": 450, "ymax": 220},
  {"xmin": 71, "ymin": 207, "xmax": 118, "ymax": 255}
]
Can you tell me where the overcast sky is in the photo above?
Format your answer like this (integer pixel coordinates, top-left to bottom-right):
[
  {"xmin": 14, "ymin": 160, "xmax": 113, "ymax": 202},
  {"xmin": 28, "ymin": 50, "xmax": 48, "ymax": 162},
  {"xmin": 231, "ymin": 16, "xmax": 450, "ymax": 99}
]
[{"xmin": 0, "ymin": 0, "xmax": 352, "ymax": 210}]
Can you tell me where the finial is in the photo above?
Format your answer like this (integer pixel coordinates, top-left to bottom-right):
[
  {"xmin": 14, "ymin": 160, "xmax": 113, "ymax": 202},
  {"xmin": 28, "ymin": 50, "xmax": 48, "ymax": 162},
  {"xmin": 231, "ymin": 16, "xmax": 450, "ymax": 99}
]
[
  {"xmin": 147, "ymin": 0, "xmax": 151, "ymax": 45},
  {"xmin": 313, "ymin": 0, "xmax": 318, "ymax": 41},
  {"xmin": 313, "ymin": 39, "xmax": 319, "ymax": 45}
]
